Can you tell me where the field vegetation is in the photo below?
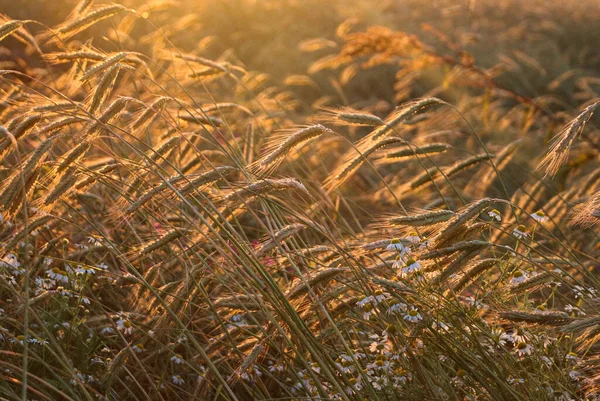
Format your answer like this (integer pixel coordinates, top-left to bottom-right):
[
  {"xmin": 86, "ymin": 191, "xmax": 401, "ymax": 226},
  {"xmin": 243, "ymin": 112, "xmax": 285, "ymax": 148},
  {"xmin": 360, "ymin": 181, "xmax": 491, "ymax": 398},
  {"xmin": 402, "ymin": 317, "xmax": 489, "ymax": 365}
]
[{"xmin": 0, "ymin": 0, "xmax": 600, "ymax": 400}]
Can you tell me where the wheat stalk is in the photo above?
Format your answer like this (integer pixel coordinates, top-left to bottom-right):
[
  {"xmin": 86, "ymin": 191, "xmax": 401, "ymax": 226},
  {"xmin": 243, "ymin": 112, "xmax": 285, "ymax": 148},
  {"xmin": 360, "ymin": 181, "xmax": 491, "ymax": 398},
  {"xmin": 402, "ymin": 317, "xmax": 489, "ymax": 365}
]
[
  {"xmin": 383, "ymin": 143, "xmax": 450, "ymax": 160},
  {"xmin": 325, "ymin": 136, "xmax": 406, "ymax": 190},
  {"xmin": 80, "ymin": 52, "xmax": 129, "ymax": 82},
  {"xmin": 500, "ymin": 311, "xmax": 573, "ymax": 326},
  {"xmin": 138, "ymin": 229, "xmax": 187, "ymax": 257},
  {"xmin": 286, "ymin": 268, "xmax": 348, "ymax": 299},
  {"xmin": 223, "ymin": 178, "xmax": 308, "ymax": 204},
  {"xmin": 55, "ymin": 4, "xmax": 127, "ymax": 40},
  {"xmin": 0, "ymin": 19, "xmax": 25, "ymax": 42},
  {"xmin": 320, "ymin": 107, "xmax": 384, "ymax": 126},
  {"xmin": 259, "ymin": 124, "xmax": 332, "ymax": 170},
  {"xmin": 387, "ymin": 209, "xmax": 455, "ymax": 227},
  {"xmin": 130, "ymin": 97, "xmax": 171, "ymax": 131},
  {"xmin": 538, "ymin": 101, "xmax": 600, "ymax": 177},
  {"xmin": 88, "ymin": 64, "xmax": 121, "ymax": 115},
  {"xmin": 433, "ymin": 198, "xmax": 502, "ymax": 248},
  {"xmin": 44, "ymin": 50, "xmax": 105, "ymax": 64}
]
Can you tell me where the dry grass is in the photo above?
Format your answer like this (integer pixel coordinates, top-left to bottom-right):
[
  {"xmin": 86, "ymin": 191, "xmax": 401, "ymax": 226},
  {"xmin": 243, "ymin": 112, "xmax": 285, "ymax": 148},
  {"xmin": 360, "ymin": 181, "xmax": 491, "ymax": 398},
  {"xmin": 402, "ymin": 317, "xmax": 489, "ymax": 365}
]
[{"xmin": 0, "ymin": 1, "xmax": 600, "ymax": 400}]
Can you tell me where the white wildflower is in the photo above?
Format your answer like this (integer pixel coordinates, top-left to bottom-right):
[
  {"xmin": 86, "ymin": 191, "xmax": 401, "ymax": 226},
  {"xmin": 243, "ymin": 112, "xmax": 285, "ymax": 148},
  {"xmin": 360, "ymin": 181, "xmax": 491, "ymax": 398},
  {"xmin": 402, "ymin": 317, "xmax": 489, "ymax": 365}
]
[
  {"xmin": 131, "ymin": 343, "xmax": 144, "ymax": 353},
  {"xmin": 400, "ymin": 258, "xmax": 421, "ymax": 275},
  {"xmin": 530, "ymin": 210, "xmax": 548, "ymax": 223},
  {"xmin": 487, "ymin": 209, "xmax": 501, "ymax": 222},
  {"xmin": 403, "ymin": 308, "xmax": 422, "ymax": 323},
  {"xmin": 386, "ymin": 238, "xmax": 410, "ymax": 257},
  {"xmin": 116, "ymin": 316, "xmax": 133, "ymax": 335},
  {"xmin": 515, "ymin": 341, "xmax": 534, "ymax": 357},
  {"xmin": 512, "ymin": 225, "xmax": 528, "ymax": 239},
  {"xmin": 47, "ymin": 267, "xmax": 69, "ymax": 284},
  {"xmin": 509, "ymin": 269, "xmax": 528, "ymax": 285},
  {"xmin": 75, "ymin": 265, "xmax": 96, "ymax": 276}
]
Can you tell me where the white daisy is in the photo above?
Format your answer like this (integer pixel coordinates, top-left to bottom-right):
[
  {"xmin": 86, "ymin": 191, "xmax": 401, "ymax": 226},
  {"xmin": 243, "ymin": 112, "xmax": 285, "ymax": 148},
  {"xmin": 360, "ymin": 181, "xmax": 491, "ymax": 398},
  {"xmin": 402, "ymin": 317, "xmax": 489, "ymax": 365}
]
[
  {"xmin": 75, "ymin": 265, "xmax": 96, "ymax": 276},
  {"xmin": 488, "ymin": 209, "xmax": 501, "ymax": 222},
  {"xmin": 368, "ymin": 375, "xmax": 388, "ymax": 390},
  {"xmin": 508, "ymin": 328, "xmax": 531, "ymax": 344},
  {"xmin": 47, "ymin": 267, "xmax": 69, "ymax": 283},
  {"xmin": 490, "ymin": 328, "xmax": 512, "ymax": 347},
  {"xmin": 310, "ymin": 362, "xmax": 321, "ymax": 373},
  {"xmin": 172, "ymin": 375, "xmax": 185, "ymax": 385},
  {"xmin": 336, "ymin": 357, "xmax": 356, "ymax": 374},
  {"xmin": 512, "ymin": 225, "xmax": 528, "ymax": 239},
  {"xmin": 3, "ymin": 253, "xmax": 20, "ymax": 269},
  {"xmin": 509, "ymin": 269, "xmax": 528, "ymax": 285},
  {"xmin": 373, "ymin": 290, "xmax": 390, "ymax": 303},
  {"xmin": 572, "ymin": 285, "xmax": 597, "ymax": 299},
  {"xmin": 368, "ymin": 334, "xmax": 392, "ymax": 354},
  {"xmin": 28, "ymin": 337, "xmax": 48, "ymax": 346},
  {"xmin": 100, "ymin": 327, "xmax": 115, "ymax": 335},
  {"xmin": 565, "ymin": 352, "xmax": 580, "ymax": 362},
  {"xmin": 403, "ymin": 308, "xmax": 422, "ymax": 323},
  {"xmin": 11, "ymin": 335, "xmax": 26, "ymax": 345},
  {"xmin": 462, "ymin": 296, "xmax": 488, "ymax": 310},
  {"xmin": 386, "ymin": 238, "xmax": 410, "ymax": 257},
  {"xmin": 268, "ymin": 361, "xmax": 285, "ymax": 373},
  {"xmin": 116, "ymin": 317, "xmax": 133, "ymax": 335},
  {"xmin": 3, "ymin": 274, "xmax": 16, "ymax": 286},
  {"xmin": 392, "ymin": 256, "xmax": 405, "ymax": 269},
  {"xmin": 419, "ymin": 238, "xmax": 430, "ymax": 250},
  {"xmin": 507, "ymin": 377, "xmax": 525, "ymax": 385},
  {"xmin": 515, "ymin": 341, "xmax": 534, "ymax": 357},
  {"xmin": 530, "ymin": 210, "xmax": 548, "ymax": 223},
  {"xmin": 88, "ymin": 236, "xmax": 102, "ymax": 246},
  {"xmin": 131, "ymin": 343, "xmax": 144, "ymax": 353},
  {"xmin": 564, "ymin": 304, "xmax": 585, "ymax": 316},
  {"xmin": 401, "ymin": 258, "xmax": 421, "ymax": 275},
  {"xmin": 171, "ymin": 354, "xmax": 184, "ymax": 364},
  {"xmin": 356, "ymin": 295, "xmax": 375, "ymax": 308},
  {"xmin": 344, "ymin": 376, "xmax": 363, "ymax": 395},
  {"xmin": 35, "ymin": 277, "xmax": 54, "ymax": 289},
  {"xmin": 404, "ymin": 232, "xmax": 421, "ymax": 244},
  {"xmin": 387, "ymin": 301, "xmax": 407, "ymax": 315}
]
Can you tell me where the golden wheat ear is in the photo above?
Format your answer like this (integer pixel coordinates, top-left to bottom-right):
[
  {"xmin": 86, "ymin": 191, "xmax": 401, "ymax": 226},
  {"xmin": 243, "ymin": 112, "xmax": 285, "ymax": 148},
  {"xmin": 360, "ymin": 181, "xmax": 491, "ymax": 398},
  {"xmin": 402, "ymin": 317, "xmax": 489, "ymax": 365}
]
[
  {"xmin": 221, "ymin": 178, "xmax": 309, "ymax": 206},
  {"xmin": 251, "ymin": 124, "xmax": 333, "ymax": 175},
  {"xmin": 0, "ymin": 19, "xmax": 26, "ymax": 43},
  {"xmin": 0, "ymin": 15, "xmax": 40, "ymax": 54},
  {"xmin": 324, "ymin": 136, "xmax": 407, "ymax": 192},
  {"xmin": 379, "ymin": 142, "xmax": 450, "ymax": 162},
  {"xmin": 317, "ymin": 107, "xmax": 384, "ymax": 127},
  {"xmin": 537, "ymin": 101, "xmax": 600, "ymax": 177},
  {"xmin": 39, "ymin": 4, "xmax": 128, "ymax": 45},
  {"xmin": 571, "ymin": 191, "xmax": 600, "ymax": 228}
]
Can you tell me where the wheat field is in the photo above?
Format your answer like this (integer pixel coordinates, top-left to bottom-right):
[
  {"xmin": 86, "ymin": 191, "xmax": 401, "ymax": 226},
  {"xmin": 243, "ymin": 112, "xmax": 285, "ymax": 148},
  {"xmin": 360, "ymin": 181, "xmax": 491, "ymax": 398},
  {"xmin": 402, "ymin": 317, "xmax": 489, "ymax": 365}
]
[{"xmin": 0, "ymin": 0, "xmax": 600, "ymax": 400}]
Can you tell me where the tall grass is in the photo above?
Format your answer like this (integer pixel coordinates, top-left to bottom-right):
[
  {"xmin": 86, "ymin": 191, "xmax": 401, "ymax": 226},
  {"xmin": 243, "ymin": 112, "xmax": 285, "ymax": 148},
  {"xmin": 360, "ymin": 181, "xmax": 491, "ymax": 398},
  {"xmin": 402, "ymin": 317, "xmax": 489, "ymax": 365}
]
[{"xmin": 0, "ymin": 1, "xmax": 600, "ymax": 400}]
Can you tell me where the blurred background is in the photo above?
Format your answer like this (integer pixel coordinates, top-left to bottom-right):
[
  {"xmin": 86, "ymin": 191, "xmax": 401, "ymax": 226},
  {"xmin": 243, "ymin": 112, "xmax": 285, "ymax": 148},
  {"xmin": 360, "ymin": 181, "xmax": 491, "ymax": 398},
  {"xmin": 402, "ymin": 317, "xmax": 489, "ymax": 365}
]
[{"xmin": 3, "ymin": 0, "xmax": 600, "ymax": 86}]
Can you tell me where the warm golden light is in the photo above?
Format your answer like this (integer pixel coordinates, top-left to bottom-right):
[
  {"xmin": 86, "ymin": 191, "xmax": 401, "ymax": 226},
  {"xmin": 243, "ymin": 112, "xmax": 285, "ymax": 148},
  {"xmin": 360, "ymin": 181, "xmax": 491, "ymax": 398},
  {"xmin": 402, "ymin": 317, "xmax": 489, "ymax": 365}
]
[{"xmin": 0, "ymin": 0, "xmax": 599, "ymax": 399}]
